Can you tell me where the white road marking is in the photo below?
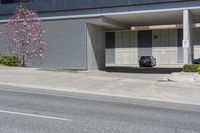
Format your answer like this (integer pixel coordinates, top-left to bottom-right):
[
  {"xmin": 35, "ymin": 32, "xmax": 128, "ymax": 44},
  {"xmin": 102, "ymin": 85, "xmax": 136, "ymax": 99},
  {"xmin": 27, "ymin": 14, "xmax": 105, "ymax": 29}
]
[{"xmin": 0, "ymin": 110, "xmax": 72, "ymax": 122}]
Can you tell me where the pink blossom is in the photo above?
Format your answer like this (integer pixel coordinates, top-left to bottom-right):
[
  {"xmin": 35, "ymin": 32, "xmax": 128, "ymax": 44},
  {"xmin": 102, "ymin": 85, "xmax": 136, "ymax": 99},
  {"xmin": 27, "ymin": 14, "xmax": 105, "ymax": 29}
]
[{"xmin": 1, "ymin": 6, "xmax": 46, "ymax": 67}]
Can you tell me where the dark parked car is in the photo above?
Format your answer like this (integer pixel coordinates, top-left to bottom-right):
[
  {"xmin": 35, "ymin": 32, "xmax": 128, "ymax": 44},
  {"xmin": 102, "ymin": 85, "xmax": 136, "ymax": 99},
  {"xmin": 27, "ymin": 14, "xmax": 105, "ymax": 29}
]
[
  {"xmin": 194, "ymin": 58, "xmax": 200, "ymax": 64},
  {"xmin": 139, "ymin": 56, "xmax": 156, "ymax": 67}
]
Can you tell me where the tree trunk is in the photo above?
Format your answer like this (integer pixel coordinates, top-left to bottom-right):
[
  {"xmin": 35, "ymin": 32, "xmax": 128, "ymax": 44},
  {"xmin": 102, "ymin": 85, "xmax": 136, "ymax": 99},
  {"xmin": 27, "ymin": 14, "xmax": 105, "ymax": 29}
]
[{"xmin": 22, "ymin": 54, "xmax": 26, "ymax": 67}]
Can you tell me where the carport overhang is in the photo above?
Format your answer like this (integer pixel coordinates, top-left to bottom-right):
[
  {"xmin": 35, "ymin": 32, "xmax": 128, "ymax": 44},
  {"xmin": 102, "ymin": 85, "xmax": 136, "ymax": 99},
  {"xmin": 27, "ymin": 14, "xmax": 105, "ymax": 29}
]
[
  {"xmin": 89, "ymin": 8, "xmax": 200, "ymax": 30},
  {"xmin": 104, "ymin": 10, "xmax": 183, "ymax": 29},
  {"xmin": 90, "ymin": 8, "xmax": 200, "ymax": 65}
]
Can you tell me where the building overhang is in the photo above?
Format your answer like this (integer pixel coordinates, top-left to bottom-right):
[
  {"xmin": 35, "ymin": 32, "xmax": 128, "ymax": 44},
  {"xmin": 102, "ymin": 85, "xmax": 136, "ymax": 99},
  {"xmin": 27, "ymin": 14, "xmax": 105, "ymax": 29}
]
[{"xmin": 100, "ymin": 8, "xmax": 200, "ymax": 30}]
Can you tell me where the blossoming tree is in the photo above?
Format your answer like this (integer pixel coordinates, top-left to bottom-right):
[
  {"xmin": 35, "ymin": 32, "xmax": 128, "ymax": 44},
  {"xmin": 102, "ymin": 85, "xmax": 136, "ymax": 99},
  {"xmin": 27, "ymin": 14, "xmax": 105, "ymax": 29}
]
[{"xmin": 1, "ymin": 6, "xmax": 46, "ymax": 67}]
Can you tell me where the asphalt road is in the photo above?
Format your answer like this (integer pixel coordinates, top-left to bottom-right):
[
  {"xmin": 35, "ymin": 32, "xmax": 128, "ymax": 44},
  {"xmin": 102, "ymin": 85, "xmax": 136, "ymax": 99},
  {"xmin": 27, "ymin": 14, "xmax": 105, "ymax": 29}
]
[{"xmin": 0, "ymin": 85, "xmax": 200, "ymax": 133}]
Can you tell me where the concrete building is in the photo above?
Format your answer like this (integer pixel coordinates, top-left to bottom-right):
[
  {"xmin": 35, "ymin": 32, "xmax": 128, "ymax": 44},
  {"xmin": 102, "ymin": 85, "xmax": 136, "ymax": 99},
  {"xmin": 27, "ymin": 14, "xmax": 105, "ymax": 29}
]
[{"xmin": 0, "ymin": 0, "xmax": 200, "ymax": 70}]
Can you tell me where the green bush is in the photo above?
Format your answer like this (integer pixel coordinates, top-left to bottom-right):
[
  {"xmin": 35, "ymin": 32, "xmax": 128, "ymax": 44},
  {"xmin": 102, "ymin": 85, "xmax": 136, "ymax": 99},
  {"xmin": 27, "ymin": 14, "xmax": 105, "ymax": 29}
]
[
  {"xmin": 183, "ymin": 64, "xmax": 200, "ymax": 73},
  {"xmin": 0, "ymin": 55, "xmax": 20, "ymax": 66}
]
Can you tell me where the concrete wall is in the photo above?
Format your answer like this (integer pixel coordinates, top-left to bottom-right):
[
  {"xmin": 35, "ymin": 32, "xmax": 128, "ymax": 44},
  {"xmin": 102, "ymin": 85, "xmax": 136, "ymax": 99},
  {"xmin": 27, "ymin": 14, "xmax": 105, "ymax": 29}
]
[
  {"xmin": 138, "ymin": 30, "xmax": 152, "ymax": 58},
  {"xmin": 193, "ymin": 28, "xmax": 200, "ymax": 60},
  {"xmin": 0, "ymin": 17, "xmax": 107, "ymax": 70},
  {"xmin": 0, "ymin": 0, "xmax": 196, "ymax": 15},
  {"xmin": 152, "ymin": 29, "xmax": 178, "ymax": 65},
  {"xmin": 87, "ymin": 23, "xmax": 106, "ymax": 70},
  {"xmin": 41, "ymin": 19, "xmax": 89, "ymax": 69},
  {"xmin": 177, "ymin": 29, "xmax": 184, "ymax": 64},
  {"xmin": 105, "ymin": 32, "xmax": 115, "ymax": 65},
  {"xmin": 106, "ymin": 28, "xmax": 200, "ymax": 66},
  {"xmin": 0, "ymin": 19, "xmax": 89, "ymax": 69},
  {"xmin": 0, "ymin": 23, "xmax": 8, "ymax": 54},
  {"xmin": 39, "ymin": 18, "xmax": 105, "ymax": 69},
  {"xmin": 115, "ymin": 31, "xmax": 138, "ymax": 65},
  {"xmin": 106, "ymin": 29, "xmax": 180, "ymax": 66}
]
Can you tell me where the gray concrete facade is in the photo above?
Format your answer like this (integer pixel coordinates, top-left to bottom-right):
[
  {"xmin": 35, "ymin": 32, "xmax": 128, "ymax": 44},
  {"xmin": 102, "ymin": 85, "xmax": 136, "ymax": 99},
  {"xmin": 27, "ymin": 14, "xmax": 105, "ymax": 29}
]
[
  {"xmin": 42, "ymin": 19, "xmax": 88, "ymax": 69},
  {"xmin": 106, "ymin": 29, "xmax": 179, "ymax": 66},
  {"xmin": 1, "ymin": 0, "xmax": 200, "ymax": 69},
  {"xmin": 0, "ymin": 0, "xmax": 198, "ymax": 16},
  {"xmin": 87, "ymin": 23, "xmax": 106, "ymax": 70},
  {"xmin": 0, "ymin": 17, "xmax": 103, "ymax": 70},
  {"xmin": 106, "ymin": 28, "xmax": 200, "ymax": 66}
]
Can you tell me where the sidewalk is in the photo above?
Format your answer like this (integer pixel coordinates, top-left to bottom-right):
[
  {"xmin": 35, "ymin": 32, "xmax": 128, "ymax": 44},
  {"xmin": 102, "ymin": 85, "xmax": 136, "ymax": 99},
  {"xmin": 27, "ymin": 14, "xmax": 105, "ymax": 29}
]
[{"xmin": 0, "ymin": 66, "xmax": 200, "ymax": 105}]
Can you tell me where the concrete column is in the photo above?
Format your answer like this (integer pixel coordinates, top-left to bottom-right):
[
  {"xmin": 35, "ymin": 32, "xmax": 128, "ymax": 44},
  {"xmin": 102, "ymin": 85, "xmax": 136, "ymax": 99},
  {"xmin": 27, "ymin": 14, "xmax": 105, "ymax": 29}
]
[
  {"xmin": 183, "ymin": 10, "xmax": 193, "ymax": 64},
  {"xmin": 86, "ymin": 23, "xmax": 106, "ymax": 70}
]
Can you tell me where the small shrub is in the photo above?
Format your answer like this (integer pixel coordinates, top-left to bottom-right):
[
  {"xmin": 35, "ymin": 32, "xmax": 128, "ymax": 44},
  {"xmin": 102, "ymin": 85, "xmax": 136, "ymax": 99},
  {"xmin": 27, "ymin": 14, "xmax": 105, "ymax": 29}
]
[
  {"xmin": 197, "ymin": 65, "xmax": 200, "ymax": 74},
  {"xmin": 183, "ymin": 64, "xmax": 200, "ymax": 73},
  {"xmin": 0, "ymin": 55, "xmax": 20, "ymax": 66}
]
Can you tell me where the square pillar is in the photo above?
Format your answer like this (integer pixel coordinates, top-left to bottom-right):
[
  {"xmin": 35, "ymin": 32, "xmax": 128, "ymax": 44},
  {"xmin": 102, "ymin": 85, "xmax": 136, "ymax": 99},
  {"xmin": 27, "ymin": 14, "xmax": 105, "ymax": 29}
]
[
  {"xmin": 86, "ymin": 23, "xmax": 106, "ymax": 70},
  {"xmin": 183, "ymin": 10, "xmax": 194, "ymax": 64}
]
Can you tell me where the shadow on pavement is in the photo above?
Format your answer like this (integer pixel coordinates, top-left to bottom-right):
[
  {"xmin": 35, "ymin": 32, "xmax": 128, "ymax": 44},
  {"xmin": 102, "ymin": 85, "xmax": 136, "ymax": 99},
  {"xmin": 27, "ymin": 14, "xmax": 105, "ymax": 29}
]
[{"xmin": 106, "ymin": 67, "xmax": 183, "ymax": 74}]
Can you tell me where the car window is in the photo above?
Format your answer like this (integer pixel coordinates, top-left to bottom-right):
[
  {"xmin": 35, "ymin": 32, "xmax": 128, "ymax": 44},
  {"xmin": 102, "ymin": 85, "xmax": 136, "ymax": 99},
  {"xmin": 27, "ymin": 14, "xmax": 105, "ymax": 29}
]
[{"xmin": 141, "ymin": 56, "xmax": 150, "ymax": 60}]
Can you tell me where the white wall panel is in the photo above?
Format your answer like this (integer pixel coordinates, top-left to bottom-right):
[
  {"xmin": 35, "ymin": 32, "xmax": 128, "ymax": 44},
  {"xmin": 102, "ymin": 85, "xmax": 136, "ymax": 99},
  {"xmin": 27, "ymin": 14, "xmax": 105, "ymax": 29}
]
[
  {"xmin": 193, "ymin": 28, "xmax": 200, "ymax": 60},
  {"xmin": 115, "ymin": 31, "xmax": 138, "ymax": 65},
  {"xmin": 113, "ymin": 29, "xmax": 180, "ymax": 66},
  {"xmin": 152, "ymin": 29, "xmax": 178, "ymax": 65}
]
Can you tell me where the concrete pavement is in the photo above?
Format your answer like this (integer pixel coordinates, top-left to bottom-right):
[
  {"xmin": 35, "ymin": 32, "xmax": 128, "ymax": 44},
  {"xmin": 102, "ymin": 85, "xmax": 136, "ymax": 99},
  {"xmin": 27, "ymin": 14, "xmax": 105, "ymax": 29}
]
[
  {"xmin": 0, "ymin": 66, "xmax": 200, "ymax": 105},
  {"xmin": 167, "ymin": 72, "xmax": 199, "ymax": 82}
]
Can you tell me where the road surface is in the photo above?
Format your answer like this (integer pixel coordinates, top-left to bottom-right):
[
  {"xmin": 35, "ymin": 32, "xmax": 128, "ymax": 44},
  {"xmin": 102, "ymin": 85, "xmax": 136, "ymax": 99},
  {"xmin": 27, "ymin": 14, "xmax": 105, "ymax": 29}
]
[{"xmin": 0, "ymin": 85, "xmax": 199, "ymax": 133}]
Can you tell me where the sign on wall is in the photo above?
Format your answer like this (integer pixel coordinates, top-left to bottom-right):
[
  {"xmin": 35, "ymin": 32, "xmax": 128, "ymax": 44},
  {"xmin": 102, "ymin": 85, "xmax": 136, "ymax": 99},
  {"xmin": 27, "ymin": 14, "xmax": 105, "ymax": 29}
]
[{"xmin": 182, "ymin": 40, "xmax": 189, "ymax": 48}]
